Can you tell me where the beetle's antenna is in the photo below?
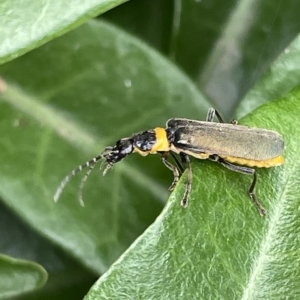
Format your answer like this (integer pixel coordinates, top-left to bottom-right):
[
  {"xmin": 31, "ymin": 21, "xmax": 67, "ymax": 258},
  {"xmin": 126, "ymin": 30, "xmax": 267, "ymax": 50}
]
[
  {"xmin": 54, "ymin": 154, "xmax": 103, "ymax": 203},
  {"xmin": 78, "ymin": 162, "xmax": 97, "ymax": 206}
]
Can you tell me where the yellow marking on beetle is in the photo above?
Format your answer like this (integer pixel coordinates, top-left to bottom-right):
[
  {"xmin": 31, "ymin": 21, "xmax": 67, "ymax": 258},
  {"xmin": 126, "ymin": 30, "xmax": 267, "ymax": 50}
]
[
  {"xmin": 222, "ymin": 155, "xmax": 284, "ymax": 168},
  {"xmin": 133, "ymin": 147, "xmax": 149, "ymax": 156},
  {"xmin": 151, "ymin": 127, "xmax": 170, "ymax": 153}
]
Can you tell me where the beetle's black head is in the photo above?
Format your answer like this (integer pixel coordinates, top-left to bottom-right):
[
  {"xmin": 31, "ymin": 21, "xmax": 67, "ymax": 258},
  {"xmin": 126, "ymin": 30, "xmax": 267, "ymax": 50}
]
[{"xmin": 100, "ymin": 138, "xmax": 134, "ymax": 173}]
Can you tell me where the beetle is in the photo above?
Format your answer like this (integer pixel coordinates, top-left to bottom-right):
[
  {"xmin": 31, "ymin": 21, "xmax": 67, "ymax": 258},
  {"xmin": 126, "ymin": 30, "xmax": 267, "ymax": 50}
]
[{"xmin": 54, "ymin": 108, "xmax": 284, "ymax": 216}]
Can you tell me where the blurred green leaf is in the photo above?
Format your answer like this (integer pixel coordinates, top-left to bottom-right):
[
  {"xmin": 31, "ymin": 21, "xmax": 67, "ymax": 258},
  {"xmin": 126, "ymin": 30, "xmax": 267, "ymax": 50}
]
[
  {"xmin": 179, "ymin": 0, "xmax": 300, "ymax": 116},
  {"xmin": 85, "ymin": 94, "xmax": 300, "ymax": 299},
  {"xmin": 0, "ymin": 0, "xmax": 127, "ymax": 64},
  {"xmin": 0, "ymin": 254, "xmax": 47, "ymax": 299},
  {"xmin": 237, "ymin": 33, "xmax": 300, "ymax": 118},
  {"xmin": 100, "ymin": 0, "xmax": 300, "ymax": 117},
  {"xmin": 102, "ymin": 0, "xmax": 174, "ymax": 54},
  {"xmin": 0, "ymin": 202, "xmax": 97, "ymax": 300}
]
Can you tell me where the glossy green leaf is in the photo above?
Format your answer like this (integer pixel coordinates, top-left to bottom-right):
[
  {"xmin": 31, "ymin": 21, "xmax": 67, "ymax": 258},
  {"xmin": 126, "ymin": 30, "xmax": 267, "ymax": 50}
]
[
  {"xmin": 0, "ymin": 254, "xmax": 47, "ymax": 299},
  {"xmin": 0, "ymin": 0, "xmax": 127, "ymax": 64},
  {"xmin": 0, "ymin": 20, "xmax": 210, "ymax": 276},
  {"xmin": 85, "ymin": 93, "xmax": 300, "ymax": 299}
]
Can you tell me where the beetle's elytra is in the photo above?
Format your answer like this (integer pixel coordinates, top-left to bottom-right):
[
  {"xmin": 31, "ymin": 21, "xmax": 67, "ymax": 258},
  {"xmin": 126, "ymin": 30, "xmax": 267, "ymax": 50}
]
[{"xmin": 54, "ymin": 108, "xmax": 284, "ymax": 216}]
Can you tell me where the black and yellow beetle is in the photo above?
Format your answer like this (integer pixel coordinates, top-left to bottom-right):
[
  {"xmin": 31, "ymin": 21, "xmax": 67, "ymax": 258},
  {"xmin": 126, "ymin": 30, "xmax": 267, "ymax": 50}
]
[{"xmin": 54, "ymin": 108, "xmax": 284, "ymax": 216}]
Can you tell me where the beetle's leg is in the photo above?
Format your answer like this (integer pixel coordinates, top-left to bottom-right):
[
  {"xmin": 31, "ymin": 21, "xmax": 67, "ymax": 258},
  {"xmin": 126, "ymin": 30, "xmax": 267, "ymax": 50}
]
[
  {"xmin": 210, "ymin": 155, "xmax": 266, "ymax": 216},
  {"xmin": 180, "ymin": 154, "xmax": 192, "ymax": 208},
  {"xmin": 206, "ymin": 108, "xmax": 225, "ymax": 123},
  {"xmin": 206, "ymin": 108, "xmax": 238, "ymax": 124},
  {"xmin": 170, "ymin": 152, "xmax": 185, "ymax": 173},
  {"xmin": 161, "ymin": 152, "xmax": 180, "ymax": 191},
  {"xmin": 206, "ymin": 108, "xmax": 216, "ymax": 122}
]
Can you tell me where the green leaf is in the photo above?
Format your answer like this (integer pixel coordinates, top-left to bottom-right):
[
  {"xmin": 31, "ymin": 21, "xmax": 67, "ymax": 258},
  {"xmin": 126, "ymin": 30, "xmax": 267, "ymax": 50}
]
[
  {"xmin": 85, "ymin": 93, "xmax": 300, "ymax": 299},
  {"xmin": 0, "ymin": 20, "xmax": 209, "ymax": 276},
  {"xmin": 0, "ymin": 254, "xmax": 47, "ymax": 299},
  {"xmin": 0, "ymin": 0, "xmax": 128, "ymax": 64}
]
